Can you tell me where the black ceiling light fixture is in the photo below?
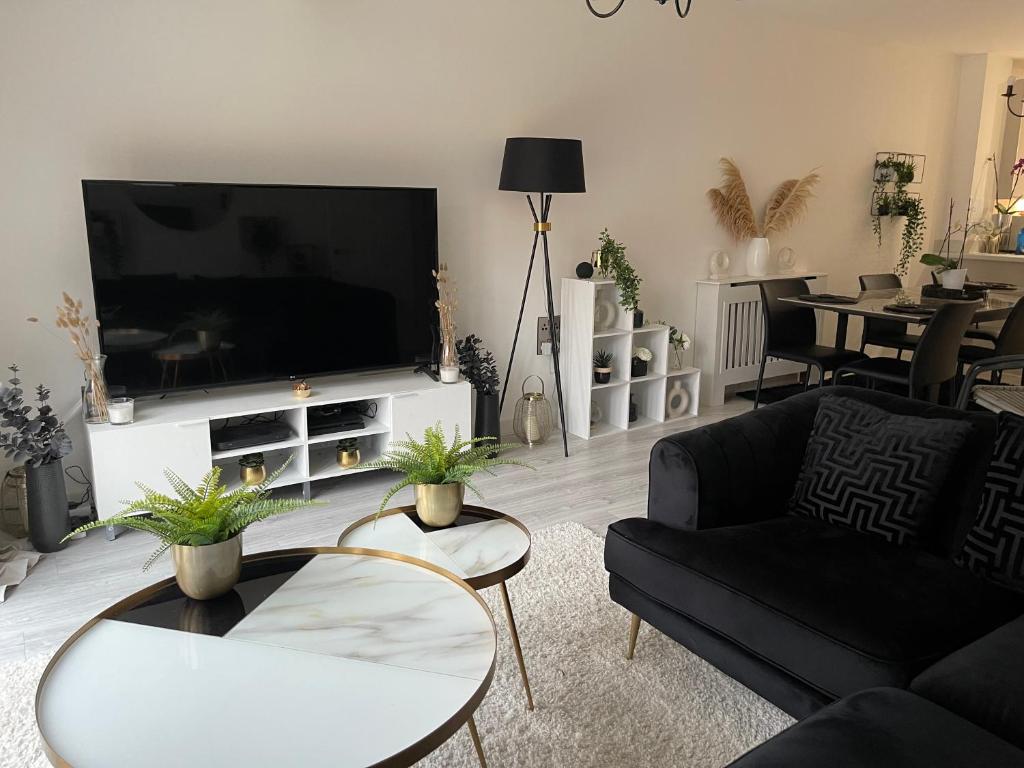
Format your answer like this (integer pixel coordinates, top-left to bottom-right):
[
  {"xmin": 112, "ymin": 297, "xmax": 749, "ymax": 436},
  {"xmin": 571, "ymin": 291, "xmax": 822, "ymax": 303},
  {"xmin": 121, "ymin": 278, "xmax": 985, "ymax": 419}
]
[
  {"xmin": 586, "ymin": 0, "xmax": 693, "ymax": 20},
  {"xmin": 1002, "ymin": 78, "xmax": 1024, "ymax": 119}
]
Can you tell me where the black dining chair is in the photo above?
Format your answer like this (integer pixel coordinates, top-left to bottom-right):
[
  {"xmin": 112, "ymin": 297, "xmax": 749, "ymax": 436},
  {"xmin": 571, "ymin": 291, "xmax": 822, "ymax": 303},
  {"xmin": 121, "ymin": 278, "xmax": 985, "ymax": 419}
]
[
  {"xmin": 958, "ymin": 297, "xmax": 1024, "ymax": 384},
  {"xmin": 858, "ymin": 273, "xmax": 919, "ymax": 359},
  {"xmin": 835, "ymin": 300, "xmax": 980, "ymax": 403},
  {"xmin": 753, "ymin": 278, "xmax": 867, "ymax": 408},
  {"xmin": 928, "ymin": 270, "xmax": 1001, "ymax": 342}
]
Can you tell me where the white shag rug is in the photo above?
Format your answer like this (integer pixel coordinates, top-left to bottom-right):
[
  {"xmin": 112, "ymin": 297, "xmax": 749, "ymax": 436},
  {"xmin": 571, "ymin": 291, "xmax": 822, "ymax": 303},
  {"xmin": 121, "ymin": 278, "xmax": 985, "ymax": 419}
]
[{"xmin": 0, "ymin": 522, "xmax": 792, "ymax": 768}]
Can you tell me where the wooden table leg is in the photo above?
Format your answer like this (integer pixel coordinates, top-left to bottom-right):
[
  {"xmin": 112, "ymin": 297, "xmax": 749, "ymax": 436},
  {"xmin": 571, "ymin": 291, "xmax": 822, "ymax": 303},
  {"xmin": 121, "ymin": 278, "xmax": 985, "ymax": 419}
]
[
  {"xmin": 467, "ymin": 715, "xmax": 487, "ymax": 768},
  {"xmin": 499, "ymin": 580, "xmax": 535, "ymax": 711}
]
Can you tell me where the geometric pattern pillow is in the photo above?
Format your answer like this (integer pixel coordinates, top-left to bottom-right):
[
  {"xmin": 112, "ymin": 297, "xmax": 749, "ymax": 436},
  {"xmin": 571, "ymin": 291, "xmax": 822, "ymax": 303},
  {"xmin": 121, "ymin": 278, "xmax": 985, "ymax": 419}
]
[
  {"xmin": 789, "ymin": 396, "xmax": 972, "ymax": 546},
  {"xmin": 957, "ymin": 411, "xmax": 1024, "ymax": 590}
]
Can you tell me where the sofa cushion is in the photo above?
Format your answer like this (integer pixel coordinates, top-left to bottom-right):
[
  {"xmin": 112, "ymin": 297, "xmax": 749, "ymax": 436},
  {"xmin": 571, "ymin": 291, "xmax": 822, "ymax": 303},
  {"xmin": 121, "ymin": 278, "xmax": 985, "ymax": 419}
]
[
  {"xmin": 725, "ymin": 688, "xmax": 1024, "ymax": 768},
  {"xmin": 912, "ymin": 615, "xmax": 1024, "ymax": 751},
  {"xmin": 957, "ymin": 411, "xmax": 1024, "ymax": 591},
  {"xmin": 788, "ymin": 396, "xmax": 972, "ymax": 546},
  {"xmin": 605, "ymin": 516, "xmax": 1024, "ymax": 699}
]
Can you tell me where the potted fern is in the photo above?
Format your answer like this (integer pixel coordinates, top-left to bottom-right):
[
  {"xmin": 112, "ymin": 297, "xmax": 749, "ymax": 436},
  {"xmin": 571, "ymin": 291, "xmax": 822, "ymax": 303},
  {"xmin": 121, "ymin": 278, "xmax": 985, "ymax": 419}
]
[
  {"xmin": 63, "ymin": 458, "xmax": 314, "ymax": 599},
  {"xmin": 707, "ymin": 158, "xmax": 820, "ymax": 277},
  {"xmin": 363, "ymin": 423, "xmax": 530, "ymax": 527},
  {"xmin": 593, "ymin": 349, "xmax": 614, "ymax": 384}
]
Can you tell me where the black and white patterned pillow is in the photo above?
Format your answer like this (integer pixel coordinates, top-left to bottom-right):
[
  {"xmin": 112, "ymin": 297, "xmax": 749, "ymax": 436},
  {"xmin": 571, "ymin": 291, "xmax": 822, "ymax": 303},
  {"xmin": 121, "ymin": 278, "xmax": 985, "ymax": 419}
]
[
  {"xmin": 957, "ymin": 412, "xmax": 1024, "ymax": 590},
  {"xmin": 789, "ymin": 396, "xmax": 972, "ymax": 546}
]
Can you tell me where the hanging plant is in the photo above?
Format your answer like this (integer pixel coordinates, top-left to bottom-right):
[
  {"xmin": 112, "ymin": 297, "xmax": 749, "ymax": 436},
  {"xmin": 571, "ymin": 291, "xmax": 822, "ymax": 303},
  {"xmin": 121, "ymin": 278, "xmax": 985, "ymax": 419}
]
[
  {"xmin": 871, "ymin": 156, "xmax": 926, "ymax": 275},
  {"xmin": 597, "ymin": 229, "xmax": 641, "ymax": 313}
]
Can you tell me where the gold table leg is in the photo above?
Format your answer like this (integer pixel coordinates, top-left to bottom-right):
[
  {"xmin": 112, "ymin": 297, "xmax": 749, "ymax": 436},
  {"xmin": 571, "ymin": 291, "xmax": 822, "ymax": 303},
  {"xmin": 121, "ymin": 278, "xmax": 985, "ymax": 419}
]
[
  {"xmin": 467, "ymin": 715, "xmax": 488, "ymax": 768},
  {"xmin": 626, "ymin": 614, "xmax": 641, "ymax": 660},
  {"xmin": 499, "ymin": 580, "xmax": 535, "ymax": 711}
]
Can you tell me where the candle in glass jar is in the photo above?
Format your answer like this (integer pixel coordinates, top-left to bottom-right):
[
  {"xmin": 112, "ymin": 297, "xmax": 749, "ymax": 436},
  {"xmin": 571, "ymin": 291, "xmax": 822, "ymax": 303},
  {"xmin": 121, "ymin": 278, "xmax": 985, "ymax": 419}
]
[{"xmin": 107, "ymin": 397, "xmax": 135, "ymax": 425}]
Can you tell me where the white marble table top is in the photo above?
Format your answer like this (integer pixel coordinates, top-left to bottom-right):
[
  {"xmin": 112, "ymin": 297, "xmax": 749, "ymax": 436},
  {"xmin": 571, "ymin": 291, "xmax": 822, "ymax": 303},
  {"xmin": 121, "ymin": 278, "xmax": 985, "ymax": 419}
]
[
  {"xmin": 338, "ymin": 506, "xmax": 532, "ymax": 589},
  {"xmin": 36, "ymin": 549, "xmax": 496, "ymax": 768}
]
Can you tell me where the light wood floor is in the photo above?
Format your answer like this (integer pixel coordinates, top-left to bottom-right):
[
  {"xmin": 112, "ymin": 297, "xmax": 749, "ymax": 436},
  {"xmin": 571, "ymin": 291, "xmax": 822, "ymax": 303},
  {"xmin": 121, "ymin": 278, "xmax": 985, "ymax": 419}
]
[{"xmin": 0, "ymin": 399, "xmax": 751, "ymax": 663}]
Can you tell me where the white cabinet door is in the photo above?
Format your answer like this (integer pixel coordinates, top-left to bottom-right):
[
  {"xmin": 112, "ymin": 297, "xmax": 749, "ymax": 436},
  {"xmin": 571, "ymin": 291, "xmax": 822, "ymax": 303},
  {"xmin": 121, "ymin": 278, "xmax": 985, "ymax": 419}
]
[
  {"xmin": 88, "ymin": 420, "xmax": 212, "ymax": 520},
  {"xmin": 389, "ymin": 383, "xmax": 471, "ymax": 446}
]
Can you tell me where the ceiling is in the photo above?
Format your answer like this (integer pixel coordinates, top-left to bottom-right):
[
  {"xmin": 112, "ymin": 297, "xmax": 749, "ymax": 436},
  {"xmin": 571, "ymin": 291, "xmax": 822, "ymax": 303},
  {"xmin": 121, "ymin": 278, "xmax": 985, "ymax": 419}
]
[{"xmin": 748, "ymin": 0, "xmax": 1024, "ymax": 56}]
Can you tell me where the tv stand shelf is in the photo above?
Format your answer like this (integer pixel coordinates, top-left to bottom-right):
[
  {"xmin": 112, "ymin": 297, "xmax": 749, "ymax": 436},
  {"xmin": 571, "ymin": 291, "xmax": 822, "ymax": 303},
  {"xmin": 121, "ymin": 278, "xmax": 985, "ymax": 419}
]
[{"xmin": 85, "ymin": 371, "xmax": 470, "ymax": 523}]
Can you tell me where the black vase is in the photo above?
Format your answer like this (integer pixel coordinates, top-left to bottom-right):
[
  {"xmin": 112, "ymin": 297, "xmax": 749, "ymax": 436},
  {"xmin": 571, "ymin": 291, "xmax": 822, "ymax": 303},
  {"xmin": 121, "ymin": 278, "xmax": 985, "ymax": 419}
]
[
  {"xmin": 26, "ymin": 459, "xmax": 69, "ymax": 553},
  {"xmin": 633, "ymin": 309, "xmax": 645, "ymax": 328},
  {"xmin": 475, "ymin": 392, "xmax": 500, "ymax": 457},
  {"xmin": 631, "ymin": 358, "xmax": 649, "ymax": 378}
]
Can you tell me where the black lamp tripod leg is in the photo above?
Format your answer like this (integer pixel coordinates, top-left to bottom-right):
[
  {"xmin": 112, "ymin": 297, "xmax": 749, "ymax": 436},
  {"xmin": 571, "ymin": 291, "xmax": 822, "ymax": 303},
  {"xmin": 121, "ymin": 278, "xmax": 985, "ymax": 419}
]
[
  {"xmin": 500, "ymin": 226, "xmax": 540, "ymax": 413},
  {"xmin": 540, "ymin": 197, "xmax": 569, "ymax": 458}
]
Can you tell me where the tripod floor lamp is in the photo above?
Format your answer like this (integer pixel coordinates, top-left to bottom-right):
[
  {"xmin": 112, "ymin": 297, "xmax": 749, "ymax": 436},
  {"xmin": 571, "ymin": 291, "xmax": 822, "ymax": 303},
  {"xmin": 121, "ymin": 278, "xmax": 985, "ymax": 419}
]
[{"xmin": 498, "ymin": 137, "xmax": 586, "ymax": 458}]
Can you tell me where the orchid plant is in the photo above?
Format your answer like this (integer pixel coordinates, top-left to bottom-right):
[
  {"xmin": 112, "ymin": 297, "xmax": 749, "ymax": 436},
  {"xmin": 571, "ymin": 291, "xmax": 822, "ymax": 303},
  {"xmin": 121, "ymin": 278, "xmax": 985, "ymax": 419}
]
[{"xmin": 992, "ymin": 155, "xmax": 1024, "ymax": 216}]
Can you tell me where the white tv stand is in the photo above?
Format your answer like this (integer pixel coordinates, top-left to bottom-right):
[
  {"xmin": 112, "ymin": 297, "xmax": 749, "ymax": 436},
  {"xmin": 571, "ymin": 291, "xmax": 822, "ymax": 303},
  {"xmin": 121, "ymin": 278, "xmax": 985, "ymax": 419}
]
[{"xmin": 85, "ymin": 370, "xmax": 471, "ymax": 525}]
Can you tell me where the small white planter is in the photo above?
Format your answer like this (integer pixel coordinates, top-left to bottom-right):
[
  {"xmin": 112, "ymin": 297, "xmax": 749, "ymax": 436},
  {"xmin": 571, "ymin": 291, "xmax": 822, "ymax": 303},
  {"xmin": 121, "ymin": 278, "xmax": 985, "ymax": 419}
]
[
  {"xmin": 940, "ymin": 269, "xmax": 967, "ymax": 290},
  {"xmin": 746, "ymin": 238, "xmax": 771, "ymax": 277}
]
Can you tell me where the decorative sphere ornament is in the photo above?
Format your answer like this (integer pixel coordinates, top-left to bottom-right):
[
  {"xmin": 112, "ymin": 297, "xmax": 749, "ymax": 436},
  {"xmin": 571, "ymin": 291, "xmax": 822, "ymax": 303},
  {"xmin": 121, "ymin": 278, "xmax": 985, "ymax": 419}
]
[{"xmin": 576, "ymin": 261, "xmax": 595, "ymax": 279}]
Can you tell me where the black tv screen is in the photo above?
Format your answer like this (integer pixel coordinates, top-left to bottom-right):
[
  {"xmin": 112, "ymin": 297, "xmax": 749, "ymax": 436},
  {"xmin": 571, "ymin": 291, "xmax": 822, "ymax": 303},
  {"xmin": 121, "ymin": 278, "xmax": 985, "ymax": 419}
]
[{"xmin": 82, "ymin": 180, "xmax": 439, "ymax": 396}]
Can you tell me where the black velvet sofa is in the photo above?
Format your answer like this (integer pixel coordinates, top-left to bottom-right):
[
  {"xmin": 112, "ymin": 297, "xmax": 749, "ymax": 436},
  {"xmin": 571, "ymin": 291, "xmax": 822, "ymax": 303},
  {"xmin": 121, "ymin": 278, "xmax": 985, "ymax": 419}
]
[{"xmin": 604, "ymin": 387, "xmax": 1024, "ymax": 766}]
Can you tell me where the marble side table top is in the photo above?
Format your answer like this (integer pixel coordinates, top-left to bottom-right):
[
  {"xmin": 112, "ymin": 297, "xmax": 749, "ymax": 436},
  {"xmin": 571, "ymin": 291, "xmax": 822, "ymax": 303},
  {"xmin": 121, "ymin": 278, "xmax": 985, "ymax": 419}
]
[
  {"xmin": 338, "ymin": 505, "xmax": 532, "ymax": 589},
  {"xmin": 35, "ymin": 548, "xmax": 496, "ymax": 768}
]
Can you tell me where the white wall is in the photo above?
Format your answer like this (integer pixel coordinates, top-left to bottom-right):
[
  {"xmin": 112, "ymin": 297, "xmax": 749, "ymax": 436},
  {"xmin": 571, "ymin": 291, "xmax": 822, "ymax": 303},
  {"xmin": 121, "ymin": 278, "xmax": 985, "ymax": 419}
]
[{"xmin": 0, "ymin": 1, "xmax": 963, "ymax": 484}]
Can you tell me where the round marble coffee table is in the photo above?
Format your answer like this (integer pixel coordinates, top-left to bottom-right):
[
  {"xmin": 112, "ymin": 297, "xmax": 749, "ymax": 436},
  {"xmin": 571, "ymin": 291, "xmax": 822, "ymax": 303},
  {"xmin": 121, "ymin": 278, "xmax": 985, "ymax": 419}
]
[
  {"xmin": 36, "ymin": 547, "xmax": 496, "ymax": 768},
  {"xmin": 338, "ymin": 504, "xmax": 535, "ymax": 711}
]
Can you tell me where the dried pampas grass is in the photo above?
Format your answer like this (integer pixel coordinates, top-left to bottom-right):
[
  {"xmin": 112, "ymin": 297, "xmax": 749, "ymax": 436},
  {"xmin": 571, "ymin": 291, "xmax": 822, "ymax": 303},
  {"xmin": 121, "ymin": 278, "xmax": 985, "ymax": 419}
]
[
  {"xmin": 707, "ymin": 159, "xmax": 758, "ymax": 241},
  {"xmin": 707, "ymin": 158, "xmax": 820, "ymax": 241}
]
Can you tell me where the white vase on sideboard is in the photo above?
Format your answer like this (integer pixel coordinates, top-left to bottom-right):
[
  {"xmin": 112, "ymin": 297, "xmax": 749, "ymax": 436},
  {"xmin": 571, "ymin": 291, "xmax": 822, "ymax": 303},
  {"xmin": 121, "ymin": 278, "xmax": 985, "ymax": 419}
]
[{"xmin": 746, "ymin": 237, "xmax": 771, "ymax": 277}]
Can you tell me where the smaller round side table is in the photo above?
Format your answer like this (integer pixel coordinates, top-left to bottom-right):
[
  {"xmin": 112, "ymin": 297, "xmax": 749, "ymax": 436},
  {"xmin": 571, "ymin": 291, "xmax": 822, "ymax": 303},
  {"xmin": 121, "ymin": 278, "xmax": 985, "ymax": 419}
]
[{"xmin": 339, "ymin": 504, "xmax": 535, "ymax": 712}]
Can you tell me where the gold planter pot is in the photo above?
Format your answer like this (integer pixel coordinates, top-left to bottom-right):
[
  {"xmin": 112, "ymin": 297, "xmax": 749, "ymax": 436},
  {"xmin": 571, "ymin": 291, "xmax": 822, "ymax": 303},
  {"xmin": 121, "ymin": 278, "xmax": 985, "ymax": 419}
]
[
  {"xmin": 414, "ymin": 483, "xmax": 465, "ymax": 527},
  {"xmin": 337, "ymin": 449, "xmax": 361, "ymax": 469},
  {"xmin": 171, "ymin": 536, "xmax": 243, "ymax": 600},
  {"xmin": 240, "ymin": 465, "xmax": 266, "ymax": 487}
]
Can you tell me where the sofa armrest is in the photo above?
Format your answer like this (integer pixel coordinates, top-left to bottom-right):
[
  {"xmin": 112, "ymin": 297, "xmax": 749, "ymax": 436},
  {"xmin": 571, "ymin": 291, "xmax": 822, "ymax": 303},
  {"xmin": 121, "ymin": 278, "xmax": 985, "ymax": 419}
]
[{"xmin": 648, "ymin": 393, "xmax": 821, "ymax": 530}]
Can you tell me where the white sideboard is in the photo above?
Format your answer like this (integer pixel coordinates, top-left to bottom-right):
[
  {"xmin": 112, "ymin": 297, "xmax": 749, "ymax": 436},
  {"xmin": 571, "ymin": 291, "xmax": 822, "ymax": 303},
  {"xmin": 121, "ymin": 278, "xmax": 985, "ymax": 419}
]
[
  {"xmin": 694, "ymin": 273, "xmax": 829, "ymax": 406},
  {"xmin": 86, "ymin": 371, "xmax": 471, "ymax": 522}
]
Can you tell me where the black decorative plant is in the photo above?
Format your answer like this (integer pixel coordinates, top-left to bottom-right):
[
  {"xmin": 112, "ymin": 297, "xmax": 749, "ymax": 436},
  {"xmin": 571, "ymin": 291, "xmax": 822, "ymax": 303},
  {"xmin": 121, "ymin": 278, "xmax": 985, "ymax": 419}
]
[
  {"xmin": 456, "ymin": 335, "xmax": 499, "ymax": 396},
  {"xmin": 0, "ymin": 365, "xmax": 72, "ymax": 468}
]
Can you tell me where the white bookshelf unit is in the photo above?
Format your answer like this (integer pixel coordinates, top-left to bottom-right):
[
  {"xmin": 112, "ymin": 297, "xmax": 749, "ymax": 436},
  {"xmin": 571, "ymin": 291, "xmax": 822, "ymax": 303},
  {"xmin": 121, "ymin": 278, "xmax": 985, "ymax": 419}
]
[
  {"xmin": 86, "ymin": 371, "xmax": 471, "ymax": 522},
  {"xmin": 560, "ymin": 278, "xmax": 700, "ymax": 440}
]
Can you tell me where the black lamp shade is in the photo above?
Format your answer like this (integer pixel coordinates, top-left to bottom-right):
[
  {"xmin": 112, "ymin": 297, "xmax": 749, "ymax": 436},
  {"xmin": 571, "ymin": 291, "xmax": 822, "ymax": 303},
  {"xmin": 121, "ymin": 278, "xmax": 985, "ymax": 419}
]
[{"xmin": 499, "ymin": 137, "xmax": 586, "ymax": 194}]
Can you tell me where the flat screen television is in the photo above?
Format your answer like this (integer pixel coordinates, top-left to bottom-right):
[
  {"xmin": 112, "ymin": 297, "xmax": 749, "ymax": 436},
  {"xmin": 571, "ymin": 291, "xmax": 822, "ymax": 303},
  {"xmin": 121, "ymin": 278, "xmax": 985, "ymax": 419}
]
[{"xmin": 82, "ymin": 180, "xmax": 439, "ymax": 397}]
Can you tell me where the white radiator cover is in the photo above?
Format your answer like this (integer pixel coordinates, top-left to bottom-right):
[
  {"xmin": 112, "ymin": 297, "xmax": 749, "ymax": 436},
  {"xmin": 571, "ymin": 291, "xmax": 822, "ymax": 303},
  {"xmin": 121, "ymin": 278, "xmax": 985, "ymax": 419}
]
[{"xmin": 693, "ymin": 273, "xmax": 829, "ymax": 406}]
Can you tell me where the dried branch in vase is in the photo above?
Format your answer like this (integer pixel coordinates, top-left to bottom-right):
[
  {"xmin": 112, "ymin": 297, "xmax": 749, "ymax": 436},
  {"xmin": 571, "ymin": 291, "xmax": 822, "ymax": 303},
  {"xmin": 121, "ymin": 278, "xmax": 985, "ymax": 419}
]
[
  {"xmin": 45, "ymin": 293, "xmax": 108, "ymax": 420},
  {"xmin": 433, "ymin": 264, "xmax": 459, "ymax": 367}
]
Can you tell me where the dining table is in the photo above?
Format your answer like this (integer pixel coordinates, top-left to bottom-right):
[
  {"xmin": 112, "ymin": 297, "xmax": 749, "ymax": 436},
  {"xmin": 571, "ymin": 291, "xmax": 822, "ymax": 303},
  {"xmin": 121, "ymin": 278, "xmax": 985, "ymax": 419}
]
[{"xmin": 780, "ymin": 287, "xmax": 1024, "ymax": 350}]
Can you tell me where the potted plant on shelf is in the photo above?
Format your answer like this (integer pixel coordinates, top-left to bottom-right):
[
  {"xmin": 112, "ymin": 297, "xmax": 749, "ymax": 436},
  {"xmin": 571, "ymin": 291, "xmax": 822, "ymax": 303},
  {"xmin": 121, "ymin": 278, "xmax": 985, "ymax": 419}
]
[
  {"xmin": 183, "ymin": 309, "xmax": 231, "ymax": 352},
  {"xmin": 707, "ymin": 158, "xmax": 820, "ymax": 277},
  {"xmin": 631, "ymin": 347, "xmax": 653, "ymax": 378},
  {"xmin": 0, "ymin": 365, "xmax": 73, "ymax": 553},
  {"xmin": 457, "ymin": 334, "xmax": 501, "ymax": 455},
  {"xmin": 238, "ymin": 452, "xmax": 266, "ymax": 486},
  {"xmin": 363, "ymin": 423, "xmax": 530, "ymax": 527},
  {"xmin": 596, "ymin": 229, "xmax": 644, "ymax": 326},
  {"xmin": 64, "ymin": 458, "xmax": 314, "ymax": 600},
  {"xmin": 874, "ymin": 157, "xmax": 917, "ymax": 185},
  {"xmin": 593, "ymin": 349, "xmax": 614, "ymax": 384},
  {"xmin": 337, "ymin": 437, "xmax": 360, "ymax": 468}
]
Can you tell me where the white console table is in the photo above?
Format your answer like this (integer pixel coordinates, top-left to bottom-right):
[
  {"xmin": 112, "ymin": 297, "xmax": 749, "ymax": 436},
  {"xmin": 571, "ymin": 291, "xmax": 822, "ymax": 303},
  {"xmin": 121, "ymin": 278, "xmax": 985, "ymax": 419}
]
[
  {"xmin": 694, "ymin": 273, "xmax": 828, "ymax": 406},
  {"xmin": 86, "ymin": 371, "xmax": 470, "ymax": 523}
]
